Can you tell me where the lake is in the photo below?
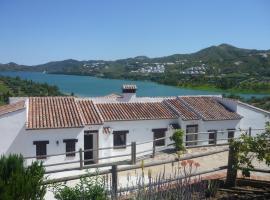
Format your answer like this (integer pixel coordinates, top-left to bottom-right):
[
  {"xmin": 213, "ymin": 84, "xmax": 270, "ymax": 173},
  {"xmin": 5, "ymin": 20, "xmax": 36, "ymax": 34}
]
[{"xmin": 0, "ymin": 71, "xmax": 267, "ymax": 99}]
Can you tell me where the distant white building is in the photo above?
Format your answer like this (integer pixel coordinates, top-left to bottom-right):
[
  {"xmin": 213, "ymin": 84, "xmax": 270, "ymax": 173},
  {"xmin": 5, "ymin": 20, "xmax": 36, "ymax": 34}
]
[{"xmin": 0, "ymin": 84, "xmax": 269, "ymax": 170}]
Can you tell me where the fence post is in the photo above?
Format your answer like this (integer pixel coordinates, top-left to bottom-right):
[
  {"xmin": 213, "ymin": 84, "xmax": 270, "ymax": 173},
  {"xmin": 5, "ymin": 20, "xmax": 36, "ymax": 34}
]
[
  {"xmin": 131, "ymin": 141, "xmax": 136, "ymax": 165},
  {"xmin": 225, "ymin": 144, "xmax": 238, "ymax": 187},
  {"xmin": 152, "ymin": 140, "xmax": 156, "ymax": 158},
  {"xmin": 111, "ymin": 165, "xmax": 118, "ymax": 198},
  {"xmin": 79, "ymin": 148, "xmax": 83, "ymax": 170},
  {"xmin": 248, "ymin": 127, "xmax": 252, "ymax": 137}
]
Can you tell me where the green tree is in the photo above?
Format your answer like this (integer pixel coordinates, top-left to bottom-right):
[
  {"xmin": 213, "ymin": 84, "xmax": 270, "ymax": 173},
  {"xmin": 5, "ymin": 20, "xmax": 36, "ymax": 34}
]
[
  {"xmin": 226, "ymin": 123, "xmax": 270, "ymax": 187},
  {"xmin": 170, "ymin": 129, "xmax": 185, "ymax": 151},
  {"xmin": 0, "ymin": 154, "xmax": 46, "ymax": 200}
]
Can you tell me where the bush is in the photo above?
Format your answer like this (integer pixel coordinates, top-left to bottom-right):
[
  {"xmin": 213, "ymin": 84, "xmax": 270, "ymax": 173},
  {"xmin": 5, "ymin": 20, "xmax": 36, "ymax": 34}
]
[
  {"xmin": 52, "ymin": 171, "xmax": 107, "ymax": 200},
  {"xmin": 0, "ymin": 154, "xmax": 46, "ymax": 200},
  {"xmin": 170, "ymin": 129, "xmax": 185, "ymax": 151}
]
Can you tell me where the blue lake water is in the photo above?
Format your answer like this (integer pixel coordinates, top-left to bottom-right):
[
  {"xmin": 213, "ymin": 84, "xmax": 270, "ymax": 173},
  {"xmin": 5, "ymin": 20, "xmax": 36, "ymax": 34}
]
[{"xmin": 0, "ymin": 71, "xmax": 268, "ymax": 99}]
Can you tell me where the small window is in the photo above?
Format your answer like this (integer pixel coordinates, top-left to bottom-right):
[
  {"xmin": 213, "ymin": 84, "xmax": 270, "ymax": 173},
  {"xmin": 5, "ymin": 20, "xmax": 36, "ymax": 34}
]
[
  {"xmin": 208, "ymin": 130, "xmax": 217, "ymax": 145},
  {"xmin": 63, "ymin": 139, "xmax": 78, "ymax": 157},
  {"xmin": 228, "ymin": 129, "xmax": 235, "ymax": 142},
  {"xmin": 153, "ymin": 128, "xmax": 167, "ymax": 146},
  {"xmin": 33, "ymin": 141, "xmax": 49, "ymax": 159},
  {"xmin": 186, "ymin": 125, "xmax": 198, "ymax": 146},
  {"xmin": 113, "ymin": 131, "xmax": 128, "ymax": 148}
]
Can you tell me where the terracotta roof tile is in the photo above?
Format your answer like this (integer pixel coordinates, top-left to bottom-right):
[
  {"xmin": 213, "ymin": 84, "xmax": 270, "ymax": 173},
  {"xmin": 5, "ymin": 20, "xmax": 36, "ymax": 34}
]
[
  {"xmin": 0, "ymin": 101, "xmax": 25, "ymax": 116},
  {"xmin": 96, "ymin": 102, "xmax": 178, "ymax": 121},
  {"xmin": 179, "ymin": 96, "xmax": 242, "ymax": 121},
  {"xmin": 164, "ymin": 98, "xmax": 200, "ymax": 120},
  {"xmin": 77, "ymin": 100, "xmax": 103, "ymax": 125},
  {"xmin": 27, "ymin": 97, "xmax": 84, "ymax": 129}
]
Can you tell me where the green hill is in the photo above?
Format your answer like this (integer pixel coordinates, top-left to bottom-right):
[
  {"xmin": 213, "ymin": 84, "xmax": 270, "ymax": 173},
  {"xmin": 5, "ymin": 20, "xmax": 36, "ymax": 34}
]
[
  {"xmin": 1, "ymin": 43, "xmax": 270, "ymax": 93},
  {"xmin": 0, "ymin": 76, "xmax": 64, "ymax": 105}
]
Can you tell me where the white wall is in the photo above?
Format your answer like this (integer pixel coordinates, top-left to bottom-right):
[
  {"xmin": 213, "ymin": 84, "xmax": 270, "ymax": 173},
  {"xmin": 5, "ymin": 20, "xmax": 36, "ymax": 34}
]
[
  {"xmin": 181, "ymin": 119, "xmax": 240, "ymax": 146},
  {"xmin": 0, "ymin": 109, "xmax": 102, "ymax": 171},
  {"xmin": 24, "ymin": 128, "xmax": 84, "ymax": 170},
  {"xmin": 99, "ymin": 119, "xmax": 178, "ymax": 163},
  {"xmin": 0, "ymin": 109, "xmax": 26, "ymax": 155},
  {"xmin": 200, "ymin": 120, "xmax": 240, "ymax": 144},
  {"xmin": 237, "ymin": 103, "xmax": 270, "ymax": 135}
]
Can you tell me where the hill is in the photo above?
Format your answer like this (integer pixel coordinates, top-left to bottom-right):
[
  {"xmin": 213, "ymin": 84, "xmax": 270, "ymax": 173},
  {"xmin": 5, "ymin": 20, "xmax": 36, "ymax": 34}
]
[
  {"xmin": 0, "ymin": 76, "xmax": 64, "ymax": 105},
  {"xmin": 1, "ymin": 43, "xmax": 270, "ymax": 93}
]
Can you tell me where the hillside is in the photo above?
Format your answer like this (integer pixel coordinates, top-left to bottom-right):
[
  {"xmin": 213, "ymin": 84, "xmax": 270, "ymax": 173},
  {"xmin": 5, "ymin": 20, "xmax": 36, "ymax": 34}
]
[
  {"xmin": 1, "ymin": 44, "xmax": 270, "ymax": 93},
  {"xmin": 0, "ymin": 76, "xmax": 64, "ymax": 105}
]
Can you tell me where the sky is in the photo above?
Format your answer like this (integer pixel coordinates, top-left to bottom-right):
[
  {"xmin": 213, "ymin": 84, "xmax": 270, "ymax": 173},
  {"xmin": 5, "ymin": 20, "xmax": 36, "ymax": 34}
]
[{"xmin": 0, "ymin": 0, "xmax": 270, "ymax": 65}]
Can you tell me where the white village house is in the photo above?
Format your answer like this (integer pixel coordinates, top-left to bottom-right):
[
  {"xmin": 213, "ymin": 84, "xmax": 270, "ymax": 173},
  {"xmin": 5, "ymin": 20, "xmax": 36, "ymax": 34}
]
[{"xmin": 0, "ymin": 84, "xmax": 269, "ymax": 170}]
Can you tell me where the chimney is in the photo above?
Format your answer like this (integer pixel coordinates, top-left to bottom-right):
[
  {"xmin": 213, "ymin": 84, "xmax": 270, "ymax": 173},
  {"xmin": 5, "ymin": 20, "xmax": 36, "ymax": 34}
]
[{"xmin": 121, "ymin": 84, "xmax": 137, "ymax": 102}]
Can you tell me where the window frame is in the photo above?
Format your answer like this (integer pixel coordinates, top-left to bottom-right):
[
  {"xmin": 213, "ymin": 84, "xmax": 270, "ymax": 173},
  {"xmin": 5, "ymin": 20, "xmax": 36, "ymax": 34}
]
[
  {"xmin": 152, "ymin": 128, "xmax": 167, "ymax": 147},
  {"xmin": 33, "ymin": 141, "xmax": 49, "ymax": 159},
  {"xmin": 113, "ymin": 131, "xmax": 128, "ymax": 149},
  {"xmin": 63, "ymin": 139, "xmax": 78, "ymax": 157},
  {"xmin": 227, "ymin": 129, "xmax": 235, "ymax": 142},
  {"xmin": 186, "ymin": 125, "xmax": 198, "ymax": 146},
  {"xmin": 208, "ymin": 130, "xmax": 217, "ymax": 145}
]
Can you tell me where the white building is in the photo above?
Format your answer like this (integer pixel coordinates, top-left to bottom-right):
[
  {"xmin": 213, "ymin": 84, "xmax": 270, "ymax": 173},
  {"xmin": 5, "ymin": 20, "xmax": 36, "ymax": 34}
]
[{"xmin": 0, "ymin": 84, "xmax": 269, "ymax": 170}]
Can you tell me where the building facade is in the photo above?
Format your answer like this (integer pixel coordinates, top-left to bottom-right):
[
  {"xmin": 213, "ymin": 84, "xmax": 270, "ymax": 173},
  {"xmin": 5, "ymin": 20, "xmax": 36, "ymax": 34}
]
[{"xmin": 0, "ymin": 85, "xmax": 269, "ymax": 170}]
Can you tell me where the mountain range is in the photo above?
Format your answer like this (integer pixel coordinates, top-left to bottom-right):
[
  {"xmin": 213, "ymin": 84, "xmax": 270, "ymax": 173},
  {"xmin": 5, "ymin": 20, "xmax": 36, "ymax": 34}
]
[{"xmin": 1, "ymin": 44, "xmax": 270, "ymax": 93}]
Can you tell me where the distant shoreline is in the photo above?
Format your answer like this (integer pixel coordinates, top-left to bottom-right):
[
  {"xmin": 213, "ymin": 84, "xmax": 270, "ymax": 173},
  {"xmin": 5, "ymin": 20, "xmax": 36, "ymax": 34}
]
[
  {"xmin": 49, "ymin": 71, "xmax": 270, "ymax": 96},
  {"xmin": 1, "ymin": 70, "xmax": 269, "ymax": 97}
]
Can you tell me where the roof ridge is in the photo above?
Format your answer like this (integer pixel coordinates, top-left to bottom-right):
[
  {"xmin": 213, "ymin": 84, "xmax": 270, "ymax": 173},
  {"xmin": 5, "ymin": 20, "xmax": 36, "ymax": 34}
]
[
  {"xmin": 163, "ymin": 99, "xmax": 182, "ymax": 118},
  {"xmin": 73, "ymin": 99, "xmax": 86, "ymax": 126},
  {"xmin": 92, "ymin": 101, "xmax": 104, "ymax": 123},
  {"xmin": 177, "ymin": 97, "xmax": 203, "ymax": 120},
  {"xmin": 76, "ymin": 100, "xmax": 103, "ymax": 125}
]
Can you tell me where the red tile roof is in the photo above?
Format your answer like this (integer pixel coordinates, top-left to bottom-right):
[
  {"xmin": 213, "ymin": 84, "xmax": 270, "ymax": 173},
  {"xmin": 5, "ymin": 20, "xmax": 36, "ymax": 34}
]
[
  {"xmin": 25, "ymin": 95, "xmax": 242, "ymax": 129},
  {"xmin": 77, "ymin": 100, "xmax": 103, "ymax": 125},
  {"xmin": 164, "ymin": 99, "xmax": 200, "ymax": 120},
  {"xmin": 179, "ymin": 96, "xmax": 242, "ymax": 121},
  {"xmin": 27, "ymin": 97, "xmax": 84, "ymax": 129},
  {"xmin": 96, "ymin": 102, "xmax": 178, "ymax": 121},
  {"xmin": 0, "ymin": 101, "xmax": 25, "ymax": 116}
]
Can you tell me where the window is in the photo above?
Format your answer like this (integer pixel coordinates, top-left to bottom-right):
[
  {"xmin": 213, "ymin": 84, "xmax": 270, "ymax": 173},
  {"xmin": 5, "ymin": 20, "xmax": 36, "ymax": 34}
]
[
  {"xmin": 186, "ymin": 125, "xmax": 198, "ymax": 146},
  {"xmin": 33, "ymin": 141, "xmax": 49, "ymax": 159},
  {"xmin": 208, "ymin": 130, "xmax": 217, "ymax": 145},
  {"xmin": 63, "ymin": 139, "xmax": 78, "ymax": 157},
  {"xmin": 228, "ymin": 129, "xmax": 235, "ymax": 142},
  {"xmin": 153, "ymin": 128, "xmax": 167, "ymax": 146},
  {"xmin": 113, "ymin": 131, "xmax": 128, "ymax": 148}
]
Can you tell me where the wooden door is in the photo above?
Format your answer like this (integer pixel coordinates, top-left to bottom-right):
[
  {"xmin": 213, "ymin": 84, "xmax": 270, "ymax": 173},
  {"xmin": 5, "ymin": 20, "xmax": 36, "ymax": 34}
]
[{"xmin": 84, "ymin": 134, "xmax": 93, "ymax": 165}]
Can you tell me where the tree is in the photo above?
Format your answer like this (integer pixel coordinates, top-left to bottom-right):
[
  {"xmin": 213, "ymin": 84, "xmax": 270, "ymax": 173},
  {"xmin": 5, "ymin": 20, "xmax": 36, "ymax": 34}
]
[
  {"xmin": 226, "ymin": 123, "xmax": 270, "ymax": 187},
  {"xmin": 0, "ymin": 154, "xmax": 47, "ymax": 200},
  {"xmin": 170, "ymin": 129, "xmax": 185, "ymax": 152}
]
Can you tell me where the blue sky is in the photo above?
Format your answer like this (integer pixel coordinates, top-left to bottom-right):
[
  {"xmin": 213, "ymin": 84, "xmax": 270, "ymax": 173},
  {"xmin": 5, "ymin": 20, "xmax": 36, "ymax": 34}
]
[{"xmin": 0, "ymin": 0, "xmax": 269, "ymax": 65}]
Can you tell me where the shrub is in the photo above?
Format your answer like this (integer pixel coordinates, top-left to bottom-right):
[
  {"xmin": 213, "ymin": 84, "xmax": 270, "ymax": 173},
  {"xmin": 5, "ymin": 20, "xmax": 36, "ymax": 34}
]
[
  {"xmin": 170, "ymin": 129, "xmax": 185, "ymax": 151},
  {"xmin": 0, "ymin": 154, "xmax": 46, "ymax": 200},
  {"xmin": 52, "ymin": 171, "xmax": 107, "ymax": 200}
]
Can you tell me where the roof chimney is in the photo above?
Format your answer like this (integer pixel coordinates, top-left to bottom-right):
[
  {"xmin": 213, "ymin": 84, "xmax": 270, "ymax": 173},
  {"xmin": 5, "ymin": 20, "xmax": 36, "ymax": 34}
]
[{"xmin": 121, "ymin": 84, "xmax": 137, "ymax": 102}]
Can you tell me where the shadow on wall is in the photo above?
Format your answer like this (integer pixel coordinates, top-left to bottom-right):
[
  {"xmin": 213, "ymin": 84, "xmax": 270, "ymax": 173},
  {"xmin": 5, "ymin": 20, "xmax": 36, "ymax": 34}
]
[{"xmin": 6, "ymin": 125, "xmax": 29, "ymax": 156}]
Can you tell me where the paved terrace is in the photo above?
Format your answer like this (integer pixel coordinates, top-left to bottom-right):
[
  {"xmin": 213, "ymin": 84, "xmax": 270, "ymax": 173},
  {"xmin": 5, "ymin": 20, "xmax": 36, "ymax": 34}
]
[{"xmin": 45, "ymin": 146, "xmax": 270, "ymax": 199}]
